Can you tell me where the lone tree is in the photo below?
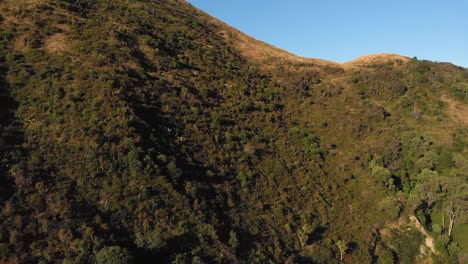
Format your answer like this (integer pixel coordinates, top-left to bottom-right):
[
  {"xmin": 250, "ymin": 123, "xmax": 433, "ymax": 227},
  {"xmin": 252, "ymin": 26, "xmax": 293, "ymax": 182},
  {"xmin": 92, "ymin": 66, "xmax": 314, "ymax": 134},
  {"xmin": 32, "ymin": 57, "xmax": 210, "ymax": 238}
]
[
  {"xmin": 336, "ymin": 240, "xmax": 348, "ymax": 262},
  {"xmin": 444, "ymin": 180, "xmax": 468, "ymax": 238}
]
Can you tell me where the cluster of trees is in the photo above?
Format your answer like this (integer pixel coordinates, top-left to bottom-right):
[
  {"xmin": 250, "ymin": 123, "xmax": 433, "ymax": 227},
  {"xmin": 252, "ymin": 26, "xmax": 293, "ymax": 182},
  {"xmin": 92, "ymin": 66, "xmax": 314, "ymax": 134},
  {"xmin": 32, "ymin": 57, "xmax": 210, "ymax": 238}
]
[{"xmin": 367, "ymin": 130, "xmax": 468, "ymax": 262}]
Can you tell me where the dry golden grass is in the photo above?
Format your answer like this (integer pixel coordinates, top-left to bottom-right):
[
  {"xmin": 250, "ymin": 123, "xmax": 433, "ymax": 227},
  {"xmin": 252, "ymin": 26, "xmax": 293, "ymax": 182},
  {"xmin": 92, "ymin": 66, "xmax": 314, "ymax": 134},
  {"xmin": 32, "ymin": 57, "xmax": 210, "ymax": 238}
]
[
  {"xmin": 206, "ymin": 16, "xmax": 343, "ymax": 73},
  {"xmin": 442, "ymin": 95, "xmax": 468, "ymax": 126},
  {"xmin": 138, "ymin": 40, "xmax": 156, "ymax": 63},
  {"xmin": 344, "ymin": 53, "xmax": 410, "ymax": 67},
  {"xmin": 4, "ymin": 0, "xmax": 47, "ymax": 11},
  {"xmin": 6, "ymin": 0, "xmax": 46, "ymax": 6},
  {"xmin": 205, "ymin": 14, "xmax": 411, "ymax": 73},
  {"xmin": 183, "ymin": 0, "xmax": 416, "ymax": 76},
  {"xmin": 392, "ymin": 95, "xmax": 467, "ymax": 145},
  {"xmin": 44, "ymin": 33, "xmax": 68, "ymax": 54},
  {"xmin": 13, "ymin": 35, "xmax": 29, "ymax": 52},
  {"xmin": 229, "ymin": 28, "xmax": 340, "ymax": 67}
]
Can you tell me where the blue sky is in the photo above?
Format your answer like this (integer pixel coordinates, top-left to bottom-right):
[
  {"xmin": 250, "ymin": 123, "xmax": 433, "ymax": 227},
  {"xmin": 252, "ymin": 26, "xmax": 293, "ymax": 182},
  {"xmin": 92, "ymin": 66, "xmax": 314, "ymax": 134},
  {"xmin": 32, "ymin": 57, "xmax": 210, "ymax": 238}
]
[{"xmin": 187, "ymin": 0, "xmax": 468, "ymax": 67}]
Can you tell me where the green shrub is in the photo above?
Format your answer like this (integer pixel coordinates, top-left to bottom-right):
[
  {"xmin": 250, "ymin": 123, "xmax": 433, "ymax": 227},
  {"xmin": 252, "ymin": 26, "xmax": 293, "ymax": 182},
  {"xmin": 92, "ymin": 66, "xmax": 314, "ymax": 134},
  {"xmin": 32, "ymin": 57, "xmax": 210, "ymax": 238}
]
[
  {"xmin": 386, "ymin": 227, "xmax": 423, "ymax": 264},
  {"xmin": 449, "ymin": 82, "xmax": 468, "ymax": 101},
  {"xmin": 95, "ymin": 246, "xmax": 133, "ymax": 264}
]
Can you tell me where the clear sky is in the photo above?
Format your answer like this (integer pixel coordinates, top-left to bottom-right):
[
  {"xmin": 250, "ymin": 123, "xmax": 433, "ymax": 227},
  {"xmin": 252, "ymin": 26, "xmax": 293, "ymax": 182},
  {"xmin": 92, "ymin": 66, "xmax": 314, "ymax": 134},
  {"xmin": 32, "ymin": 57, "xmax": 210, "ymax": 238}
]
[{"xmin": 187, "ymin": 0, "xmax": 468, "ymax": 67}]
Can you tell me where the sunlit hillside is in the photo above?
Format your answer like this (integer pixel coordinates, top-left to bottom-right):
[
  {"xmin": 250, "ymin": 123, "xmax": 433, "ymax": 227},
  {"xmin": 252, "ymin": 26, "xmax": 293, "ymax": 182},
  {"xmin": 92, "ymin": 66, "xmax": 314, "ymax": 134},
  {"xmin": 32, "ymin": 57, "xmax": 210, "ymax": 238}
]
[{"xmin": 0, "ymin": 0, "xmax": 466, "ymax": 263}]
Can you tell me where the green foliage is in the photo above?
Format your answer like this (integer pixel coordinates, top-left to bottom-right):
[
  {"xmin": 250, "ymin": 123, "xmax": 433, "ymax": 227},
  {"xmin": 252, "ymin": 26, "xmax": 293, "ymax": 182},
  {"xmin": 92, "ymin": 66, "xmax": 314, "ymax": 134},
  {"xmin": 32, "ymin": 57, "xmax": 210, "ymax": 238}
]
[
  {"xmin": 228, "ymin": 230, "xmax": 239, "ymax": 250},
  {"xmin": 416, "ymin": 151, "xmax": 438, "ymax": 171},
  {"xmin": 374, "ymin": 243, "xmax": 394, "ymax": 264},
  {"xmin": 288, "ymin": 127, "xmax": 327, "ymax": 157},
  {"xmin": 408, "ymin": 58, "xmax": 431, "ymax": 83},
  {"xmin": 96, "ymin": 246, "xmax": 133, "ymax": 264},
  {"xmin": 385, "ymin": 227, "xmax": 423, "ymax": 264},
  {"xmin": 371, "ymin": 165, "xmax": 394, "ymax": 190},
  {"xmin": 379, "ymin": 196, "xmax": 401, "ymax": 219},
  {"xmin": 135, "ymin": 227, "xmax": 166, "ymax": 251},
  {"xmin": 335, "ymin": 240, "xmax": 348, "ymax": 261},
  {"xmin": 449, "ymin": 82, "xmax": 468, "ymax": 101}
]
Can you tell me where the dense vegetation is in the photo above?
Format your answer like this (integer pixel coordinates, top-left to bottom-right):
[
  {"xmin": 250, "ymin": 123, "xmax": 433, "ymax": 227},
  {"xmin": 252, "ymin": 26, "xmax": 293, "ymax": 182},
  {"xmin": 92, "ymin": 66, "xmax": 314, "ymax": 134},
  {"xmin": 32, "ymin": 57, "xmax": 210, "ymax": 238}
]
[{"xmin": 0, "ymin": 0, "xmax": 466, "ymax": 263}]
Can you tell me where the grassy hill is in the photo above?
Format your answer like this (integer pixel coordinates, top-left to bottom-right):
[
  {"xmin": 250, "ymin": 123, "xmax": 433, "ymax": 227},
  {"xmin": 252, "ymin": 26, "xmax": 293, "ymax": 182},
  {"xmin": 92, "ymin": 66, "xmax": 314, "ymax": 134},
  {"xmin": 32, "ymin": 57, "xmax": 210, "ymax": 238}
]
[{"xmin": 0, "ymin": 0, "xmax": 467, "ymax": 263}]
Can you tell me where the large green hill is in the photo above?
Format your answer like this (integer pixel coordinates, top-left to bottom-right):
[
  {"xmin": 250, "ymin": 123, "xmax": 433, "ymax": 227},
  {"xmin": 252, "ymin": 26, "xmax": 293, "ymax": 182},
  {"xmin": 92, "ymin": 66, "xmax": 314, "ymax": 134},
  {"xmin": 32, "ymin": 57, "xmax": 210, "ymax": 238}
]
[{"xmin": 0, "ymin": 0, "xmax": 467, "ymax": 263}]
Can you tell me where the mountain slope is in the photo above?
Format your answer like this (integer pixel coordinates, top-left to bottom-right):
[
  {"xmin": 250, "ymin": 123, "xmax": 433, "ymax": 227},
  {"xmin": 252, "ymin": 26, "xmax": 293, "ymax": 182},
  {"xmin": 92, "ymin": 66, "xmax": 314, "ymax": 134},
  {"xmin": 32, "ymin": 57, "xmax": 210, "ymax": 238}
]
[{"xmin": 0, "ymin": 0, "xmax": 467, "ymax": 263}]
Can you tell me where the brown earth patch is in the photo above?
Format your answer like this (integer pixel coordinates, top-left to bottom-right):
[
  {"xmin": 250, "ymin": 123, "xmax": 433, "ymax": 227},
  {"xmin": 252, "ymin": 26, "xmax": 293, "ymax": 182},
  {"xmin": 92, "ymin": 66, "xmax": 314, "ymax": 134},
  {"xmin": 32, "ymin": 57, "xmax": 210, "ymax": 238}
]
[
  {"xmin": 44, "ymin": 33, "xmax": 68, "ymax": 54},
  {"xmin": 13, "ymin": 35, "xmax": 29, "ymax": 52}
]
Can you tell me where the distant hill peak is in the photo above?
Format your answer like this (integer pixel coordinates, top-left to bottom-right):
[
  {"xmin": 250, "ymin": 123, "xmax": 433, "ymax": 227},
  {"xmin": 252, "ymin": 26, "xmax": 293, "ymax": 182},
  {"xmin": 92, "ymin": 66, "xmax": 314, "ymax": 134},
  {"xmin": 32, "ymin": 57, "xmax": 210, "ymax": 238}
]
[
  {"xmin": 214, "ymin": 20, "xmax": 409, "ymax": 71},
  {"xmin": 344, "ymin": 53, "xmax": 410, "ymax": 67},
  {"xmin": 200, "ymin": 6, "xmax": 409, "ymax": 71},
  {"xmin": 202, "ymin": 9, "xmax": 342, "ymax": 72}
]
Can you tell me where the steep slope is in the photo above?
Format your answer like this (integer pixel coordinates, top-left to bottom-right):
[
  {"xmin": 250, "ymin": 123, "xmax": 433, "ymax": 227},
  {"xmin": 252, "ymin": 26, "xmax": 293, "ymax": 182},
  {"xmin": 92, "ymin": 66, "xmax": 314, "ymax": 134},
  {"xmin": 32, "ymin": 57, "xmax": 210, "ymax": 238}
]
[{"xmin": 0, "ymin": 0, "xmax": 467, "ymax": 263}]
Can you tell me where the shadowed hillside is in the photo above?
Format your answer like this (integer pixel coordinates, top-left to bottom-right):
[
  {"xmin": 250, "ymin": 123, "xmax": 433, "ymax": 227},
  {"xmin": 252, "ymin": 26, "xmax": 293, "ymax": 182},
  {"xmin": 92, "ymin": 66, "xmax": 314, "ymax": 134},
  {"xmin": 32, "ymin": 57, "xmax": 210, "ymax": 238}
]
[{"xmin": 0, "ymin": 0, "xmax": 466, "ymax": 263}]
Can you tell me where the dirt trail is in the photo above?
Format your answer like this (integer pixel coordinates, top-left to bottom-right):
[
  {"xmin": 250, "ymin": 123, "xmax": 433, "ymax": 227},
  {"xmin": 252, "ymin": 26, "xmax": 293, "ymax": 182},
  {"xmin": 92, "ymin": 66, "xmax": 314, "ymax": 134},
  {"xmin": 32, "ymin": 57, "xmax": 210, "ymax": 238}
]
[{"xmin": 409, "ymin": 215, "xmax": 438, "ymax": 255}]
